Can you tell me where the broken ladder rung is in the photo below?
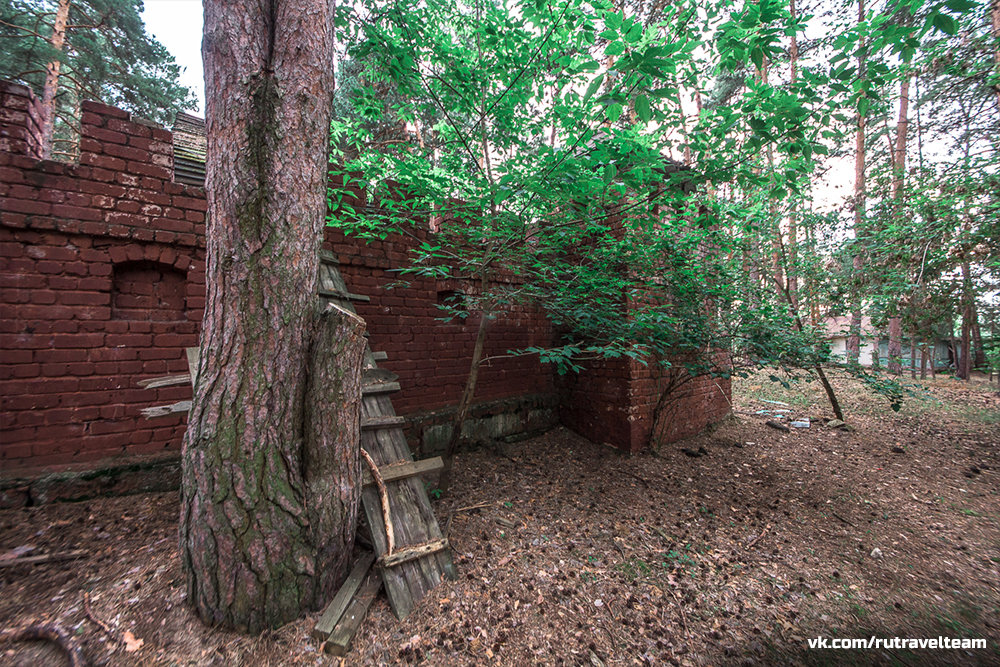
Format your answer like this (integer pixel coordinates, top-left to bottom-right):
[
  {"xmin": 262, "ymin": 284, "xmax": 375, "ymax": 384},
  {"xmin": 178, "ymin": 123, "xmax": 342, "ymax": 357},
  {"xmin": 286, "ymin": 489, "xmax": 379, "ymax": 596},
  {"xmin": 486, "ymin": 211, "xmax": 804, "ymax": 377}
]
[
  {"xmin": 381, "ymin": 538, "xmax": 450, "ymax": 569},
  {"xmin": 361, "ymin": 382, "xmax": 400, "ymax": 396},
  {"xmin": 362, "ymin": 456, "xmax": 443, "ymax": 487},
  {"xmin": 141, "ymin": 400, "xmax": 192, "ymax": 419},
  {"xmin": 360, "ymin": 416, "xmax": 405, "ymax": 430},
  {"xmin": 372, "ymin": 351, "xmax": 388, "ymax": 361},
  {"xmin": 319, "ymin": 249, "xmax": 339, "ymax": 266},
  {"xmin": 317, "ymin": 287, "xmax": 371, "ymax": 303}
]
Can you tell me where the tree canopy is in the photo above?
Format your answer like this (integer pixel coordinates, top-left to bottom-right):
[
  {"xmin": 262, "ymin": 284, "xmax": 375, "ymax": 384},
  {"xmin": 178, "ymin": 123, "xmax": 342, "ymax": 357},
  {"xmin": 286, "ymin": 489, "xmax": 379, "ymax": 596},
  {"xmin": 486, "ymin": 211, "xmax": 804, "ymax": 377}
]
[{"xmin": 0, "ymin": 0, "xmax": 197, "ymax": 157}]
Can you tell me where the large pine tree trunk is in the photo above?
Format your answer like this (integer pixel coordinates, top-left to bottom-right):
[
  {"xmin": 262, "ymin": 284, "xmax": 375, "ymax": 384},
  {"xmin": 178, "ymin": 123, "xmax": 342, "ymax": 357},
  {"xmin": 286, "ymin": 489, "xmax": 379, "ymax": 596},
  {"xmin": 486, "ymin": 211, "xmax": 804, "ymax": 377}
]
[{"xmin": 180, "ymin": 0, "xmax": 366, "ymax": 634}]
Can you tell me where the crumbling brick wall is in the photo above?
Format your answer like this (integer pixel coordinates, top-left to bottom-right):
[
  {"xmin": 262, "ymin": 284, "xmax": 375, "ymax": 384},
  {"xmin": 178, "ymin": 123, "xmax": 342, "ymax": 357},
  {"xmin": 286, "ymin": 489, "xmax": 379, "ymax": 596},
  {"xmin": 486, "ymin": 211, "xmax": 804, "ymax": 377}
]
[
  {"xmin": 1, "ymin": 82, "xmax": 205, "ymax": 471},
  {"xmin": 1, "ymin": 80, "xmax": 731, "ymax": 478}
]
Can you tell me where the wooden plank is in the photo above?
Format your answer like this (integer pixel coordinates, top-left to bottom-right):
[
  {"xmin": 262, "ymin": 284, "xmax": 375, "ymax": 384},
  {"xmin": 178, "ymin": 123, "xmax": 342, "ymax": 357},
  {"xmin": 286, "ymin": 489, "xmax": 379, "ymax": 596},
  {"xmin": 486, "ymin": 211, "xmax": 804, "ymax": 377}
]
[
  {"xmin": 372, "ymin": 351, "xmax": 388, "ymax": 361},
  {"xmin": 381, "ymin": 538, "xmax": 449, "ymax": 569},
  {"xmin": 317, "ymin": 288, "xmax": 371, "ymax": 303},
  {"xmin": 362, "ymin": 381, "xmax": 400, "ymax": 396},
  {"xmin": 323, "ymin": 571, "xmax": 383, "ymax": 656},
  {"xmin": 313, "ymin": 552, "xmax": 376, "ymax": 640},
  {"xmin": 186, "ymin": 347, "xmax": 200, "ymax": 386},
  {"xmin": 141, "ymin": 400, "xmax": 192, "ymax": 419},
  {"xmin": 0, "ymin": 550, "xmax": 86, "ymax": 569},
  {"xmin": 319, "ymin": 249, "xmax": 339, "ymax": 265},
  {"xmin": 137, "ymin": 374, "xmax": 191, "ymax": 389},
  {"xmin": 362, "ymin": 368, "xmax": 398, "ymax": 384},
  {"xmin": 361, "ymin": 416, "xmax": 405, "ymax": 430},
  {"xmin": 363, "ymin": 457, "xmax": 443, "ymax": 487}
]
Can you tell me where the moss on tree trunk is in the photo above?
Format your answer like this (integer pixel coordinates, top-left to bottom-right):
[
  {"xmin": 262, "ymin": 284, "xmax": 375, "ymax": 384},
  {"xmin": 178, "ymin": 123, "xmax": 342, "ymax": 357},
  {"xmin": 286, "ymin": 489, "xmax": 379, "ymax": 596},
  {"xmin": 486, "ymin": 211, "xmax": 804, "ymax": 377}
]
[{"xmin": 180, "ymin": 0, "xmax": 358, "ymax": 634}]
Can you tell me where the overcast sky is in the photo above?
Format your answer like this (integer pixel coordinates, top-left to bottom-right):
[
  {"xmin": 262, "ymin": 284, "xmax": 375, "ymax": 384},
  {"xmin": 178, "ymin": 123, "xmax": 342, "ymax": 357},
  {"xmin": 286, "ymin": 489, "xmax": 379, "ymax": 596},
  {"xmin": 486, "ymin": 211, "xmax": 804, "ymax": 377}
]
[{"xmin": 142, "ymin": 0, "xmax": 205, "ymax": 115}]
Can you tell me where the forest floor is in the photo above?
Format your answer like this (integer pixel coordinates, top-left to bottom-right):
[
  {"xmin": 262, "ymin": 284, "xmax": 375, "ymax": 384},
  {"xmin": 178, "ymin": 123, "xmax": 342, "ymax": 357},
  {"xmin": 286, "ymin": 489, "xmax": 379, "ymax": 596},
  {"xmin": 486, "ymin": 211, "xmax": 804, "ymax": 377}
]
[{"xmin": 1, "ymin": 371, "xmax": 998, "ymax": 667}]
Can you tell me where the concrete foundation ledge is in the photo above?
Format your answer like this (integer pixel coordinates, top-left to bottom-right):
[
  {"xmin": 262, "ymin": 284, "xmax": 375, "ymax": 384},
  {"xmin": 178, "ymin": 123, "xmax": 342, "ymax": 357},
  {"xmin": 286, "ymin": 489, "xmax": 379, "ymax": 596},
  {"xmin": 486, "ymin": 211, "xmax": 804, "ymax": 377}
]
[
  {"xmin": 0, "ymin": 452, "xmax": 182, "ymax": 509},
  {"xmin": 403, "ymin": 393, "xmax": 561, "ymax": 458}
]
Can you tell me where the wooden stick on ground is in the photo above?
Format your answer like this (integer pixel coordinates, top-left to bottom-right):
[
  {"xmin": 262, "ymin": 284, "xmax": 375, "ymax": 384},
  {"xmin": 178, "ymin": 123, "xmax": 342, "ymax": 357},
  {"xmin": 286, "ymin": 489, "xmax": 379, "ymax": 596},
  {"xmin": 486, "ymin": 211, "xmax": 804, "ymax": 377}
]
[
  {"xmin": 0, "ymin": 624, "xmax": 88, "ymax": 667},
  {"xmin": 360, "ymin": 448, "xmax": 394, "ymax": 557},
  {"xmin": 0, "ymin": 549, "xmax": 86, "ymax": 569},
  {"xmin": 83, "ymin": 591, "xmax": 114, "ymax": 638},
  {"xmin": 746, "ymin": 523, "xmax": 772, "ymax": 550}
]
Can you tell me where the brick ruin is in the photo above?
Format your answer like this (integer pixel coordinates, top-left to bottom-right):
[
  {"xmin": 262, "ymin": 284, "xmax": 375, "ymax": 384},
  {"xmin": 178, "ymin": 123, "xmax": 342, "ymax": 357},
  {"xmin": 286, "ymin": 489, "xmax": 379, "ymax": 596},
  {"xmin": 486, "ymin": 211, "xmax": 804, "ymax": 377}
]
[{"xmin": 0, "ymin": 80, "xmax": 731, "ymax": 501}]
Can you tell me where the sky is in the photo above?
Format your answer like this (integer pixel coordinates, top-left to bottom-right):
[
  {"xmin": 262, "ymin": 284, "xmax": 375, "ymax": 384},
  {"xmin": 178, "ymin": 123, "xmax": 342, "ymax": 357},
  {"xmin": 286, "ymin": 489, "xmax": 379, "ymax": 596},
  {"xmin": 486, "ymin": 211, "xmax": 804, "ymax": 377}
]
[{"xmin": 141, "ymin": 0, "xmax": 205, "ymax": 115}]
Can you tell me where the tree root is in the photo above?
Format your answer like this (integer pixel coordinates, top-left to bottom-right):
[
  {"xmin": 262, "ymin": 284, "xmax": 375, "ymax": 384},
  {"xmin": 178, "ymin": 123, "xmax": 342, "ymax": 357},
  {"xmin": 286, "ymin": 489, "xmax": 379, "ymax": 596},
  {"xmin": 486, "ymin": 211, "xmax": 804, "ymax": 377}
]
[{"xmin": 0, "ymin": 624, "xmax": 87, "ymax": 667}]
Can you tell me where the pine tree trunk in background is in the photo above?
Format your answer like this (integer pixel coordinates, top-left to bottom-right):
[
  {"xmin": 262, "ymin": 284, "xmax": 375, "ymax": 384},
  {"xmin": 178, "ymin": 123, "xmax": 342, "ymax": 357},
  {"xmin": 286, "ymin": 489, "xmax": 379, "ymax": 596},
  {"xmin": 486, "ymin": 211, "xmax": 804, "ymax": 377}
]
[
  {"xmin": 992, "ymin": 0, "xmax": 1000, "ymax": 113},
  {"xmin": 972, "ymin": 306, "xmax": 985, "ymax": 369},
  {"xmin": 847, "ymin": 0, "xmax": 867, "ymax": 366},
  {"xmin": 180, "ymin": 0, "xmax": 366, "ymax": 634},
  {"xmin": 887, "ymin": 74, "xmax": 910, "ymax": 375},
  {"xmin": 785, "ymin": 0, "xmax": 800, "ymax": 311},
  {"xmin": 960, "ymin": 260, "xmax": 973, "ymax": 380},
  {"xmin": 39, "ymin": 0, "xmax": 70, "ymax": 159}
]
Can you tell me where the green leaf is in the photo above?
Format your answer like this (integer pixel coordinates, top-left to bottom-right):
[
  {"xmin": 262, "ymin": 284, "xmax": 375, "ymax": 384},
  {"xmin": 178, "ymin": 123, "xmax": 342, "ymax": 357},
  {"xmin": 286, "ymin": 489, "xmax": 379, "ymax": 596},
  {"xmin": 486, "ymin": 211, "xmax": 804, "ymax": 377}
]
[
  {"xmin": 943, "ymin": 0, "xmax": 976, "ymax": 12},
  {"xmin": 607, "ymin": 102, "xmax": 623, "ymax": 122},
  {"xmin": 858, "ymin": 96, "xmax": 869, "ymax": 116},
  {"xmin": 634, "ymin": 94, "xmax": 652, "ymax": 123},
  {"xmin": 605, "ymin": 41, "xmax": 625, "ymax": 57},
  {"xmin": 584, "ymin": 74, "xmax": 605, "ymax": 102},
  {"xmin": 750, "ymin": 47, "xmax": 764, "ymax": 71},
  {"xmin": 932, "ymin": 12, "xmax": 958, "ymax": 35},
  {"xmin": 604, "ymin": 11, "xmax": 623, "ymax": 29}
]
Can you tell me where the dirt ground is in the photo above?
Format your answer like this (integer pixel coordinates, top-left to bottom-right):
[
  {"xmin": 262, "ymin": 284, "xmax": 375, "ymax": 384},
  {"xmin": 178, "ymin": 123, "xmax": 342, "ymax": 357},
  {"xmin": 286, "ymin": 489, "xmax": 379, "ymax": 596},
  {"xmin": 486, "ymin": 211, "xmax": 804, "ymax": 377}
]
[{"xmin": 1, "ymin": 372, "xmax": 998, "ymax": 667}]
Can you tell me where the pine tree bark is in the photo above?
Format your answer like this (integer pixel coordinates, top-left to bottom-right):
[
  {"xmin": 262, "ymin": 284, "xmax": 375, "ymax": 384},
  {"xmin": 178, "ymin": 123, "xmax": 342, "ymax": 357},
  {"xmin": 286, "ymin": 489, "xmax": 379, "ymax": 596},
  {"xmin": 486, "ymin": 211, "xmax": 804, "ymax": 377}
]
[
  {"xmin": 847, "ymin": 0, "xmax": 867, "ymax": 365},
  {"xmin": 180, "ymin": 0, "xmax": 366, "ymax": 634},
  {"xmin": 39, "ymin": 0, "xmax": 70, "ymax": 159},
  {"xmin": 992, "ymin": 0, "xmax": 1000, "ymax": 114},
  {"xmin": 888, "ymin": 74, "xmax": 910, "ymax": 374},
  {"xmin": 785, "ymin": 0, "xmax": 800, "ymax": 312}
]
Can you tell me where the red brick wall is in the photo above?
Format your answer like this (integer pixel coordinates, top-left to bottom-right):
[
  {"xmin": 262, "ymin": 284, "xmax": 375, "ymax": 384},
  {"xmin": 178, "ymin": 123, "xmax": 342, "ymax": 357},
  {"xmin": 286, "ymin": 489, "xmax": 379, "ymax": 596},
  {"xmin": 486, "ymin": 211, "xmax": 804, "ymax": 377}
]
[
  {"xmin": 0, "ymin": 82, "xmax": 44, "ymax": 159},
  {"xmin": 1, "ymin": 83, "xmax": 206, "ymax": 471},
  {"xmin": 324, "ymin": 227, "xmax": 555, "ymax": 414},
  {"xmin": 1, "ymin": 81, "xmax": 731, "ymax": 475}
]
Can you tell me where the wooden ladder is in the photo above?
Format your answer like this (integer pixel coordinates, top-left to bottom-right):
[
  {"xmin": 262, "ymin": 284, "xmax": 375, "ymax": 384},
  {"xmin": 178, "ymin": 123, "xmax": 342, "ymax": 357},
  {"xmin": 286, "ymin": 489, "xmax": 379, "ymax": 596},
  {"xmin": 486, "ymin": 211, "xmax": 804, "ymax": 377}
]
[{"xmin": 315, "ymin": 250, "xmax": 457, "ymax": 627}]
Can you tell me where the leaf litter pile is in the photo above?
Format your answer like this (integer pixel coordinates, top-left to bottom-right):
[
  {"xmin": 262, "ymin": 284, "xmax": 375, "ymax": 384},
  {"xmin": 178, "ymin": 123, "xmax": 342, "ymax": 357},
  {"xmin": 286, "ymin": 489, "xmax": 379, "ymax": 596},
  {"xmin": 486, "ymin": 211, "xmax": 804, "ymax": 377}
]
[{"xmin": 1, "ymin": 374, "xmax": 998, "ymax": 666}]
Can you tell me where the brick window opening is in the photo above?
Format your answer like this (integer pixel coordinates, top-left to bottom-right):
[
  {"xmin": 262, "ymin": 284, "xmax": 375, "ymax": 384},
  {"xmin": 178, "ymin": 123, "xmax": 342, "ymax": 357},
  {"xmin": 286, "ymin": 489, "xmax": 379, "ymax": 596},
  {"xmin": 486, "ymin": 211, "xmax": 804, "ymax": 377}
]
[{"xmin": 111, "ymin": 262, "xmax": 187, "ymax": 322}]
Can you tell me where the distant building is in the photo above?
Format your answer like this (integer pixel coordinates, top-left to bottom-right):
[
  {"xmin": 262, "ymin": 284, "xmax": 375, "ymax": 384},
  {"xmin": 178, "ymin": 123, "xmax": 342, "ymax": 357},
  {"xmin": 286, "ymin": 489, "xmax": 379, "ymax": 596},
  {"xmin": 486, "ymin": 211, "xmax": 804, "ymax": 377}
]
[{"xmin": 822, "ymin": 316, "xmax": 953, "ymax": 369}]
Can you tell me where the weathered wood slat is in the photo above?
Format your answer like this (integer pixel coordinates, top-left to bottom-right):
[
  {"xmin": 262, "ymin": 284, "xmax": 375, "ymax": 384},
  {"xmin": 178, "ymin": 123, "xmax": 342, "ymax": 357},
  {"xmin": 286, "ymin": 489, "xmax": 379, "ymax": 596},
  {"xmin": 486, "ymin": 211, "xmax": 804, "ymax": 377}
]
[
  {"xmin": 372, "ymin": 351, "xmax": 388, "ymax": 361},
  {"xmin": 360, "ymin": 416, "xmax": 406, "ymax": 430},
  {"xmin": 141, "ymin": 400, "xmax": 192, "ymax": 419},
  {"xmin": 363, "ymin": 457, "xmax": 444, "ymax": 487},
  {"xmin": 381, "ymin": 538, "xmax": 449, "ymax": 568},
  {"xmin": 362, "ymin": 368, "xmax": 398, "ymax": 384},
  {"xmin": 313, "ymin": 552, "xmax": 376, "ymax": 640},
  {"xmin": 323, "ymin": 571, "xmax": 383, "ymax": 656},
  {"xmin": 186, "ymin": 347, "xmax": 200, "ymax": 386},
  {"xmin": 317, "ymin": 288, "xmax": 371, "ymax": 303},
  {"xmin": 137, "ymin": 374, "xmax": 191, "ymax": 389},
  {"xmin": 362, "ymin": 381, "xmax": 400, "ymax": 396},
  {"xmin": 319, "ymin": 249, "xmax": 339, "ymax": 265}
]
